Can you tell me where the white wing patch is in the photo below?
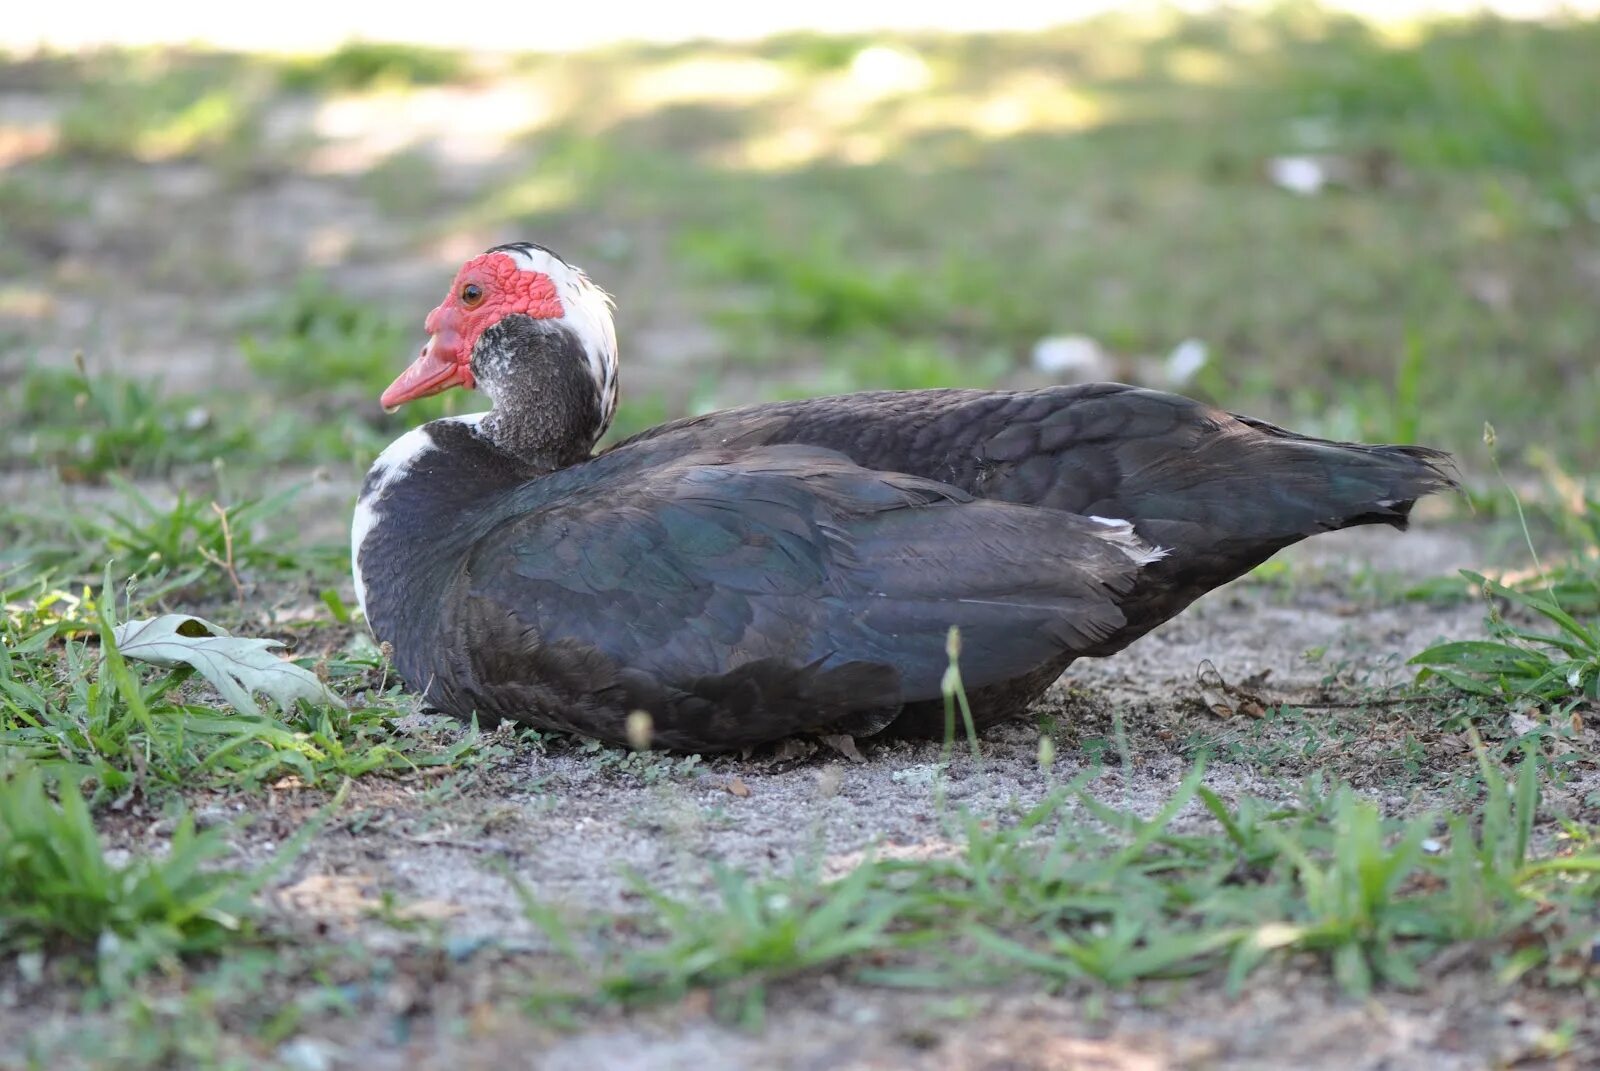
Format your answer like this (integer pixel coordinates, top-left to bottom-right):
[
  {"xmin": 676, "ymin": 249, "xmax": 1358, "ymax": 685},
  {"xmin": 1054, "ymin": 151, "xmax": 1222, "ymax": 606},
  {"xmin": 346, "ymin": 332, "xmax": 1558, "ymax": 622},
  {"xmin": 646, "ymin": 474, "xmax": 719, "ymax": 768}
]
[{"xmin": 1086, "ymin": 515, "xmax": 1167, "ymax": 566}]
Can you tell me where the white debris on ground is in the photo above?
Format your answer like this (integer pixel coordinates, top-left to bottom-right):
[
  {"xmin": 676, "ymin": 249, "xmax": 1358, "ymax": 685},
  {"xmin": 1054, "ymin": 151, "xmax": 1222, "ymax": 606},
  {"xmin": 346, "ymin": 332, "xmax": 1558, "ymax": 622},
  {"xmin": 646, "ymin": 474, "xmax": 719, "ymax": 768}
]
[{"xmin": 1030, "ymin": 334, "xmax": 1116, "ymax": 381}]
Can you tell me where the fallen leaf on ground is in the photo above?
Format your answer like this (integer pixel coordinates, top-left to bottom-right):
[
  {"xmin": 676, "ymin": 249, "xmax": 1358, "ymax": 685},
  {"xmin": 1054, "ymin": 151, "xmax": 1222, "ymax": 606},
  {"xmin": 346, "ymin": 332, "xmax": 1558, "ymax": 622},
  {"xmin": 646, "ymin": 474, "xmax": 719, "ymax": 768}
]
[
  {"xmin": 1195, "ymin": 660, "xmax": 1268, "ymax": 719},
  {"xmin": 112, "ymin": 614, "xmax": 345, "ymax": 716},
  {"xmin": 725, "ymin": 777, "xmax": 751, "ymax": 797},
  {"xmin": 766, "ymin": 738, "xmax": 817, "ymax": 765},
  {"xmin": 276, "ymin": 873, "xmax": 380, "ymax": 918},
  {"xmin": 820, "ymin": 733, "xmax": 867, "ymax": 763},
  {"xmin": 276, "ymin": 873, "xmax": 462, "ymax": 922},
  {"xmin": 1509, "ymin": 710, "xmax": 1541, "ymax": 737}
]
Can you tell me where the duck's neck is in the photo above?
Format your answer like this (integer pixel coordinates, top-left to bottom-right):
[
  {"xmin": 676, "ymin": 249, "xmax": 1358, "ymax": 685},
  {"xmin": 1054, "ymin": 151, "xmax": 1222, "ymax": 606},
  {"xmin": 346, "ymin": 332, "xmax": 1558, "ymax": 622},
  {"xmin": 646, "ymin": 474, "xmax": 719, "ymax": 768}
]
[{"xmin": 474, "ymin": 315, "xmax": 614, "ymax": 472}]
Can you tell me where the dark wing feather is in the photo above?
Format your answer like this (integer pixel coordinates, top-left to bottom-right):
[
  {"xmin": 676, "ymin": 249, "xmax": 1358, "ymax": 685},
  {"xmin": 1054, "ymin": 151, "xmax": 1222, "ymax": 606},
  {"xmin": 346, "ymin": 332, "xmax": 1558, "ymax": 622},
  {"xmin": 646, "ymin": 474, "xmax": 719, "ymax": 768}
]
[
  {"xmin": 611, "ymin": 383, "xmax": 1456, "ymax": 653},
  {"xmin": 433, "ymin": 445, "xmax": 1150, "ymax": 750}
]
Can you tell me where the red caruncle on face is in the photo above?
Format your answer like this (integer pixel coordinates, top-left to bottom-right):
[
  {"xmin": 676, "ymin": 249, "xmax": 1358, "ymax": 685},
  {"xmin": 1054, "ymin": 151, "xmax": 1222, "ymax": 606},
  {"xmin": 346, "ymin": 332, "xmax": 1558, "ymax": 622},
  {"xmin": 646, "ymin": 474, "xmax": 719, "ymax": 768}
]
[{"xmin": 380, "ymin": 252, "xmax": 566, "ymax": 411}]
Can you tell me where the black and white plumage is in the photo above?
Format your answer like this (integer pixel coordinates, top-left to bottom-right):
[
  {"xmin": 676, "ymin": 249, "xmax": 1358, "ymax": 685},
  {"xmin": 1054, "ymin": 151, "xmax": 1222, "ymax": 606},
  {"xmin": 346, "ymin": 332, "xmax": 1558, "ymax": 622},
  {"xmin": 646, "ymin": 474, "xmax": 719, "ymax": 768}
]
[{"xmin": 352, "ymin": 243, "xmax": 1456, "ymax": 750}]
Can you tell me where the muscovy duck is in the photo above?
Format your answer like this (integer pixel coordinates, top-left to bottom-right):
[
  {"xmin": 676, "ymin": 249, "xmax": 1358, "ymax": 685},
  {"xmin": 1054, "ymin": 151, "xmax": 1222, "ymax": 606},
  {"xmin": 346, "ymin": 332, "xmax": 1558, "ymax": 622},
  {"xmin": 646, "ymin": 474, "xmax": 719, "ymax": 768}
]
[{"xmin": 352, "ymin": 242, "xmax": 1455, "ymax": 751}]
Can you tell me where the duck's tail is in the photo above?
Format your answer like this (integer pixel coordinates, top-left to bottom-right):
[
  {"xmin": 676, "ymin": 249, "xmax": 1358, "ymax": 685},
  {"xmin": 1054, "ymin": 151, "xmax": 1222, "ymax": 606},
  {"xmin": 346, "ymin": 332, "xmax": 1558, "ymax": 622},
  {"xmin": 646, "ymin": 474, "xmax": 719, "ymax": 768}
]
[
  {"xmin": 1227, "ymin": 415, "xmax": 1460, "ymax": 533},
  {"xmin": 1082, "ymin": 415, "xmax": 1458, "ymax": 655}
]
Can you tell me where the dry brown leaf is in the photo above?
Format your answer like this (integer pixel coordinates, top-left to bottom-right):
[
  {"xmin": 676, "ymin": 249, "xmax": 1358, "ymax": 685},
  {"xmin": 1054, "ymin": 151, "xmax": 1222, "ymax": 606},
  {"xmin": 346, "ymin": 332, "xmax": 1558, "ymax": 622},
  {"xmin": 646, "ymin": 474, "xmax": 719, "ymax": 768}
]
[
  {"xmin": 1195, "ymin": 660, "xmax": 1269, "ymax": 720},
  {"xmin": 275, "ymin": 873, "xmax": 461, "ymax": 922},
  {"xmin": 725, "ymin": 777, "xmax": 751, "ymax": 798},
  {"xmin": 820, "ymin": 733, "xmax": 867, "ymax": 763},
  {"xmin": 276, "ymin": 873, "xmax": 378, "ymax": 919}
]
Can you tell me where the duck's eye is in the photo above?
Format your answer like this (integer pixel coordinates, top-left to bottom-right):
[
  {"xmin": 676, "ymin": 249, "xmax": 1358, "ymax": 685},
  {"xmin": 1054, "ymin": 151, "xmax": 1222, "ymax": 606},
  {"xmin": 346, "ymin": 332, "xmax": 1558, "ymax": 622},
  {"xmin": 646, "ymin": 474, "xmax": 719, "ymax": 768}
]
[{"xmin": 460, "ymin": 283, "xmax": 484, "ymax": 307}]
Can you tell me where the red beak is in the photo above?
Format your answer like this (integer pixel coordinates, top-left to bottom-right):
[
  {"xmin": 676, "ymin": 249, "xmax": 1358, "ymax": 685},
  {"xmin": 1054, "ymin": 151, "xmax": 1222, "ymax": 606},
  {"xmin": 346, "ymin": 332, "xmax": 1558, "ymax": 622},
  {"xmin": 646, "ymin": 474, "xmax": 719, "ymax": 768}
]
[{"xmin": 380, "ymin": 336, "xmax": 474, "ymax": 411}]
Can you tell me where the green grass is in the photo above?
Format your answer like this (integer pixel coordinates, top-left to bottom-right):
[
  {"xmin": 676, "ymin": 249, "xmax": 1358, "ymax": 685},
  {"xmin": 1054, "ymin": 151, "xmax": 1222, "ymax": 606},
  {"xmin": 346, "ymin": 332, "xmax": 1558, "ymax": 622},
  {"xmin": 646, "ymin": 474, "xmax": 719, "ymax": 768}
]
[
  {"xmin": 87, "ymin": 482, "xmax": 305, "ymax": 585},
  {"xmin": 239, "ymin": 275, "xmax": 416, "ymax": 401},
  {"xmin": 2, "ymin": 476, "xmax": 336, "ymax": 604},
  {"xmin": 2, "ymin": 14, "xmax": 1596, "ymax": 459},
  {"xmin": 1412, "ymin": 440, "xmax": 1600, "ymax": 714},
  {"xmin": 1413, "ymin": 573, "xmax": 1600, "ymax": 708},
  {"xmin": 522, "ymin": 750, "xmax": 1599, "ymax": 1023},
  {"xmin": 0, "ymin": 762, "xmax": 267, "ymax": 986},
  {"xmin": 678, "ymin": 226, "xmax": 1042, "ymax": 347},
  {"xmin": 768, "ymin": 336, "xmax": 1012, "ymax": 397},
  {"xmin": 276, "ymin": 41, "xmax": 469, "ymax": 93},
  {"xmin": 6, "ymin": 361, "xmax": 367, "ymax": 479},
  {"xmin": 1524, "ymin": 451, "xmax": 1600, "ymax": 614},
  {"xmin": 7, "ymin": 342, "xmax": 440, "ymax": 486},
  {"xmin": 1, "ymin": 573, "xmax": 479, "ymax": 803},
  {"xmin": 54, "ymin": 51, "xmax": 272, "ymax": 165},
  {"xmin": 1279, "ymin": 14, "xmax": 1600, "ymax": 192},
  {"xmin": 10, "ymin": 364, "xmax": 258, "ymax": 480}
]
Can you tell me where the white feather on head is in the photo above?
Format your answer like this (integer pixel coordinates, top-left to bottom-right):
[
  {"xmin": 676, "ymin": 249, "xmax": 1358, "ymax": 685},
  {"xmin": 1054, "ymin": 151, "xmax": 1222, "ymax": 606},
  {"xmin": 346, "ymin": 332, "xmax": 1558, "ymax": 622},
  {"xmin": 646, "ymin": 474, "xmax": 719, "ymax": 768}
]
[{"xmin": 490, "ymin": 242, "xmax": 619, "ymax": 437}]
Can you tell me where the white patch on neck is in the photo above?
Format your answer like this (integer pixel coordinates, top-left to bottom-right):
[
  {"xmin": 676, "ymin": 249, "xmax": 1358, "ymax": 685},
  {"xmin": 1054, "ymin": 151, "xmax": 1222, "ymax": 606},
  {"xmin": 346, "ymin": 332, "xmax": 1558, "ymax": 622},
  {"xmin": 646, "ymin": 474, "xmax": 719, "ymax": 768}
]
[
  {"xmin": 350, "ymin": 412, "xmax": 489, "ymax": 622},
  {"xmin": 500, "ymin": 244, "xmax": 619, "ymax": 436}
]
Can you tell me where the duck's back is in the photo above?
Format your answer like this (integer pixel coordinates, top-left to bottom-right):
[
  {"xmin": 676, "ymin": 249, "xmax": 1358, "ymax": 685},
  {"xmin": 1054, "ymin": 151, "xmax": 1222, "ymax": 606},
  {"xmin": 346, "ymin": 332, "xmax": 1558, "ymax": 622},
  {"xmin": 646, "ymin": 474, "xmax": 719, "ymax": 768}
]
[{"xmin": 613, "ymin": 383, "xmax": 1456, "ymax": 654}]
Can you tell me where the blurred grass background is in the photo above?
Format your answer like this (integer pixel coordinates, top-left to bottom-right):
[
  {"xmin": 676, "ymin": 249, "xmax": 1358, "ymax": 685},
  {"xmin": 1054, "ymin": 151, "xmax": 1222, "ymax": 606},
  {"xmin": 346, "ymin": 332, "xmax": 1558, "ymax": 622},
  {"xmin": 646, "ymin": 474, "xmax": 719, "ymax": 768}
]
[{"xmin": 2, "ymin": 4, "xmax": 1598, "ymax": 482}]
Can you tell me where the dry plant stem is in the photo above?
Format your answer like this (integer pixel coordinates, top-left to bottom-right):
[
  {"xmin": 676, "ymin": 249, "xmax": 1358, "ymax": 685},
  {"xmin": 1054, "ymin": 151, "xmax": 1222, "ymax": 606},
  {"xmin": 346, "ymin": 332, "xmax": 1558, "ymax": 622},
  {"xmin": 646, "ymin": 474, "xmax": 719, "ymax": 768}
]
[{"xmin": 197, "ymin": 501, "xmax": 246, "ymax": 604}]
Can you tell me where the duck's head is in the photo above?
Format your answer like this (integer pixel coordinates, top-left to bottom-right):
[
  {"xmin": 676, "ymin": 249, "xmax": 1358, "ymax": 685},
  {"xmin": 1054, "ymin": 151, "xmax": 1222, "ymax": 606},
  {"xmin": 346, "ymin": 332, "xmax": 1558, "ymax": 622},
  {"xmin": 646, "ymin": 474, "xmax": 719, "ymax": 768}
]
[{"xmin": 382, "ymin": 242, "xmax": 619, "ymax": 453}]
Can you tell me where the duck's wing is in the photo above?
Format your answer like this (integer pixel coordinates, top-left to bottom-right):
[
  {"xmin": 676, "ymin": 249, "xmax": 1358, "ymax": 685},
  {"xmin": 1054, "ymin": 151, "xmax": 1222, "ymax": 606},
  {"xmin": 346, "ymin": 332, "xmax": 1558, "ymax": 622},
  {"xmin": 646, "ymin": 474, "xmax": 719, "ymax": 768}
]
[
  {"xmin": 613, "ymin": 383, "xmax": 1457, "ymax": 651},
  {"xmin": 428, "ymin": 445, "xmax": 1159, "ymax": 750}
]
